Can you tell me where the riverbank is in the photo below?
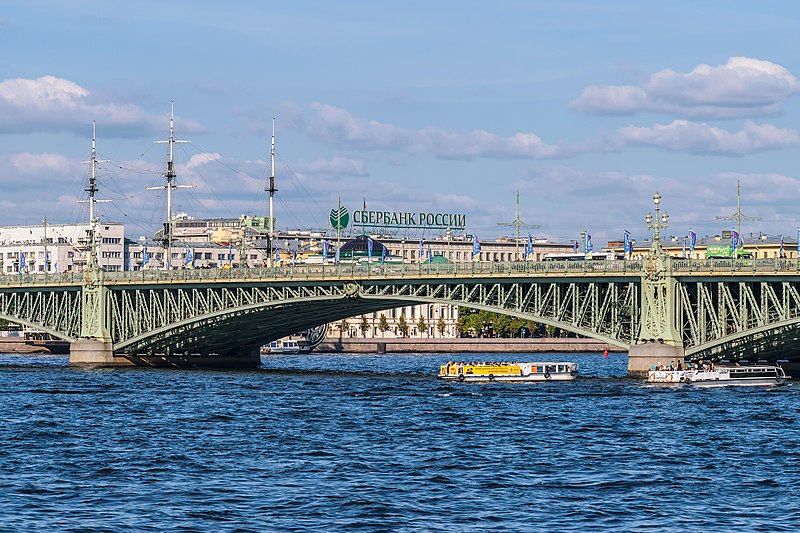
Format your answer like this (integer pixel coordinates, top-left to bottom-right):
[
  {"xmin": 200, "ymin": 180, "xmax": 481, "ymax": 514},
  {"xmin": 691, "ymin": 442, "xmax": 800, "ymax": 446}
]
[
  {"xmin": 316, "ymin": 337, "xmax": 623, "ymax": 354},
  {"xmin": 0, "ymin": 338, "xmax": 52, "ymax": 354}
]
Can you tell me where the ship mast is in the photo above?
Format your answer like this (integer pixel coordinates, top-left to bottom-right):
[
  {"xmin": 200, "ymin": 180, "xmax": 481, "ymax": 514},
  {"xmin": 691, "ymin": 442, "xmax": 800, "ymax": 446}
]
[
  {"xmin": 80, "ymin": 121, "xmax": 109, "ymax": 271},
  {"xmin": 716, "ymin": 178, "xmax": 761, "ymax": 239},
  {"xmin": 149, "ymin": 102, "xmax": 193, "ymax": 269},
  {"xmin": 497, "ymin": 190, "xmax": 540, "ymax": 259},
  {"xmin": 267, "ymin": 118, "xmax": 277, "ymax": 267}
]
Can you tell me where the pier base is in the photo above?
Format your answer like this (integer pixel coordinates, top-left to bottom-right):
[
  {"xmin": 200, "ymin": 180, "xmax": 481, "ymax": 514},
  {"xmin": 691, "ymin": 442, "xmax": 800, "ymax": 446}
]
[
  {"xmin": 627, "ymin": 342, "xmax": 685, "ymax": 378},
  {"xmin": 69, "ymin": 339, "xmax": 115, "ymax": 367}
]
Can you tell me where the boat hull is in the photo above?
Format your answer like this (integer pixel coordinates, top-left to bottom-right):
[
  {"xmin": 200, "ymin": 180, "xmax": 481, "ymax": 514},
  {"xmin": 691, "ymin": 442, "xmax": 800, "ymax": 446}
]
[
  {"xmin": 647, "ymin": 370, "xmax": 696, "ymax": 383},
  {"xmin": 689, "ymin": 365, "xmax": 790, "ymax": 387}
]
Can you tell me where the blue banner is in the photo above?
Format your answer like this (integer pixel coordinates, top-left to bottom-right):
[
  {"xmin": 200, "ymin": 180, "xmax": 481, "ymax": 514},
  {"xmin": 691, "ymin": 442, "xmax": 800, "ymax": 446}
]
[
  {"xmin": 322, "ymin": 240, "xmax": 329, "ymax": 260},
  {"xmin": 472, "ymin": 235, "xmax": 481, "ymax": 257},
  {"xmin": 367, "ymin": 237, "xmax": 374, "ymax": 259},
  {"xmin": 624, "ymin": 230, "xmax": 631, "ymax": 259},
  {"xmin": 689, "ymin": 228, "xmax": 696, "ymax": 256}
]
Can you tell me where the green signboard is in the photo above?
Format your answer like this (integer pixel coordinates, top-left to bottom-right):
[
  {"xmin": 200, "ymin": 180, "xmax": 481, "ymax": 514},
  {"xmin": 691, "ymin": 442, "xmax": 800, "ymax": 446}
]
[{"xmin": 329, "ymin": 206, "xmax": 350, "ymax": 230}]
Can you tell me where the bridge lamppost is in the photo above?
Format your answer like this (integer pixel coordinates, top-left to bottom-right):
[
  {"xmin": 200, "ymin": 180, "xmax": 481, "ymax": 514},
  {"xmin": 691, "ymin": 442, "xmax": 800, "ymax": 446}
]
[{"xmin": 645, "ymin": 191, "xmax": 669, "ymax": 254}]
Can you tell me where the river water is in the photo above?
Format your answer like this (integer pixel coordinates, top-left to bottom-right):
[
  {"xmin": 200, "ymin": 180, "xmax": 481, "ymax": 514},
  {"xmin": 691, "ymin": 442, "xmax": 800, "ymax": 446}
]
[{"xmin": 0, "ymin": 352, "xmax": 798, "ymax": 532}]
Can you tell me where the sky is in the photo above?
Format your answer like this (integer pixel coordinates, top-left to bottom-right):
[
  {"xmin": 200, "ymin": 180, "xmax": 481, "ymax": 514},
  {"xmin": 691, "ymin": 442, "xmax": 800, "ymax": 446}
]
[{"xmin": 2, "ymin": 1, "xmax": 800, "ymax": 245}]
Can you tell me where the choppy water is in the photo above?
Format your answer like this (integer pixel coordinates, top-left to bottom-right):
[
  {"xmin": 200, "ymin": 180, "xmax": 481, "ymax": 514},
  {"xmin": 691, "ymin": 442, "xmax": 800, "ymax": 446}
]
[{"xmin": 0, "ymin": 352, "xmax": 798, "ymax": 532}]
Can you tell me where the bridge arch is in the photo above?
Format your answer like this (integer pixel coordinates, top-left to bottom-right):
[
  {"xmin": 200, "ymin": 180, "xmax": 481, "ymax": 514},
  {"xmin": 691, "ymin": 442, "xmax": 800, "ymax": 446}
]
[{"xmin": 112, "ymin": 290, "xmax": 631, "ymax": 356}]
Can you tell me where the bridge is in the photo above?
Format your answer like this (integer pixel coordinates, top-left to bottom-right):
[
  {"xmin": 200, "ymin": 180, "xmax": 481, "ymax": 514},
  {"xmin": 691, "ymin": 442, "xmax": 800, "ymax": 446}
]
[
  {"xmin": 3, "ymin": 255, "xmax": 800, "ymax": 375},
  {"xmin": 3, "ymin": 193, "xmax": 800, "ymax": 375}
]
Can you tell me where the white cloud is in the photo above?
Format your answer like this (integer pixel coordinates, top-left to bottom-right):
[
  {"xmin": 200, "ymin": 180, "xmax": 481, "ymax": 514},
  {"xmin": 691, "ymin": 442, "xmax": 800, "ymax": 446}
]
[
  {"xmin": 610, "ymin": 120, "xmax": 800, "ymax": 155},
  {"xmin": 0, "ymin": 75, "xmax": 204, "ymax": 137},
  {"xmin": 294, "ymin": 157, "xmax": 368, "ymax": 177},
  {"xmin": 307, "ymin": 102, "xmax": 566, "ymax": 159},
  {"xmin": 572, "ymin": 57, "xmax": 800, "ymax": 119}
]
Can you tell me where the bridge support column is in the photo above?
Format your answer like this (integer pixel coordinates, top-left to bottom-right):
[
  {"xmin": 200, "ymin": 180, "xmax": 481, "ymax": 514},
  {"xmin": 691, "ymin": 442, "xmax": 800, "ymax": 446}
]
[
  {"xmin": 628, "ymin": 342, "xmax": 685, "ymax": 378},
  {"xmin": 69, "ymin": 339, "xmax": 115, "ymax": 367},
  {"xmin": 629, "ymin": 192, "xmax": 686, "ymax": 378}
]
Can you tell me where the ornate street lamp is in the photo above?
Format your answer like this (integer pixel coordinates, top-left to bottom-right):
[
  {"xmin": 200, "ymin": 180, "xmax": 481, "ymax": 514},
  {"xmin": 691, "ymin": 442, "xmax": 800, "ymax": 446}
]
[{"xmin": 645, "ymin": 191, "xmax": 669, "ymax": 252}]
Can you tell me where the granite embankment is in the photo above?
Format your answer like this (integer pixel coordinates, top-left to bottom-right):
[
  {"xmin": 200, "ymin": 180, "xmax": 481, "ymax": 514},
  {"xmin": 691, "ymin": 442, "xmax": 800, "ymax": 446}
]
[
  {"xmin": 317, "ymin": 337, "xmax": 623, "ymax": 354},
  {"xmin": 0, "ymin": 338, "xmax": 52, "ymax": 354}
]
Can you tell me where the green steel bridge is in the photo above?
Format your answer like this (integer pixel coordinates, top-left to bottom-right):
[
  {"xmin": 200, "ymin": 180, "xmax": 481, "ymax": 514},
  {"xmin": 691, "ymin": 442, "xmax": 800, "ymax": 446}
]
[{"xmin": 4, "ymin": 256, "xmax": 800, "ymax": 373}]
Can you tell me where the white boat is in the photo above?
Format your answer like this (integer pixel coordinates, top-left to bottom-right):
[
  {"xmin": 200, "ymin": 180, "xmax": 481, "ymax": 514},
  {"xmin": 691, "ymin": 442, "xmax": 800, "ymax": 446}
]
[
  {"xmin": 263, "ymin": 339, "xmax": 308, "ymax": 354},
  {"xmin": 688, "ymin": 365, "xmax": 790, "ymax": 387},
  {"xmin": 438, "ymin": 361, "xmax": 577, "ymax": 383}
]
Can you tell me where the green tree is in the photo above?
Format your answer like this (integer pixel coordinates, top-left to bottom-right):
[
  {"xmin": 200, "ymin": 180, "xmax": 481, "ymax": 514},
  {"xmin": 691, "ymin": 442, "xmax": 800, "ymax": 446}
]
[
  {"xmin": 339, "ymin": 318, "xmax": 349, "ymax": 337},
  {"xmin": 398, "ymin": 315, "xmax": 409, "ymax": 338},
  {"xmin": 378, "ymin": 314, "xmax": 389, "ymax": 338},
  {"xmin": 492, "ymin": 313, "xmax": 512, "ymax": 338},
  {"xmin": 359, "ymin": 316, "xmax": 369, "ymax": 337},
  {"xmin": 437, "ymin": 316, "xmax": 446, "ymax": 337},
  {"xmin": 417, "ymin": 316, "xmax": 428, "ymax": 337}
]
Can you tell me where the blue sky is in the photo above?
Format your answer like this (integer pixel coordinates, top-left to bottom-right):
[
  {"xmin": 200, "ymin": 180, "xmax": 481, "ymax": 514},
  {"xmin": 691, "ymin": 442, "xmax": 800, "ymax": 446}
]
[{"xmin": 2, "ymin": 1, "xmax": 800, "ymax": 245}]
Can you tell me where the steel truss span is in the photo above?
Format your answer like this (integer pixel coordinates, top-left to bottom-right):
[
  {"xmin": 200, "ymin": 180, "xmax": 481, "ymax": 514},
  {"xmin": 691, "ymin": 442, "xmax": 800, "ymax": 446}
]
[
  {"xmin": 678, "ymin": 278, "xmax": 800, "ymax": 360},
  {"xmin": 5, "ymin": 259, "xmax": 800, "ymax": 362}
]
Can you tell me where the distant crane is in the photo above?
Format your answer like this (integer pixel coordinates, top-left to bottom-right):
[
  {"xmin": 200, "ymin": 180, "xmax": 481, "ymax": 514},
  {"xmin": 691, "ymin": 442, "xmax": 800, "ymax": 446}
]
[{"xmin": 497, "ymin": 190, "xmax": 540, "ymax": 259}]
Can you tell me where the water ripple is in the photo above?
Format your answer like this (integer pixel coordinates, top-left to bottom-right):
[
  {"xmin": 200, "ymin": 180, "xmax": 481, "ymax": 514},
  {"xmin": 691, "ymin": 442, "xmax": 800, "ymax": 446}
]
[{"xmin": 0, "ymin": 352, "xmax": 798, "ymax": 531}]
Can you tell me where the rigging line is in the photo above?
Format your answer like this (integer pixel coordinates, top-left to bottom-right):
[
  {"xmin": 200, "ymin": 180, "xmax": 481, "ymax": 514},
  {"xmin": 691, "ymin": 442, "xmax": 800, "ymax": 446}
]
[
  {"xmin": 276, "ymin": 152, "xmax": 324, "ymax": 227},
  {"xmin": 180, "ymin": 139, "xmax": 265, "ymax": 186},
  {"xmin": 275, "ymin": 196, "xmax": 305, "ymax": 229},
  {"xmin": 100, "ymin": 171, "xmax": 158, "ymax": 232},
  {"xmin": 174, "ymin": 142, "xmax": 237, "ymax": 219}
]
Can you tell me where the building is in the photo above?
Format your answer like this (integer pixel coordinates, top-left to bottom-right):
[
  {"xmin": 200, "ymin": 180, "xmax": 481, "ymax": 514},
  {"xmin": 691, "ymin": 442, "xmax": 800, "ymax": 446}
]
[{"xmin": 0, "ymin": 222, "xmax": 125, "ymax": 274}]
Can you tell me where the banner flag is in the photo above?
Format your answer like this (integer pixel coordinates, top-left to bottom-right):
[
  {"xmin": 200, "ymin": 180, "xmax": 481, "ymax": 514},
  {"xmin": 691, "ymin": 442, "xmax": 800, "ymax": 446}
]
[
  {"xmin": 428, "ymin": 244, "xmax": 433, "ymax": 263},
  {"xmin": 527, "ymin": 233, "xmax": 533, "ymax": 260},
  {"xmin": 322, "ymin": 240, "xmax": 329, "ymax": 260},
  {"xmin": 780, "ymin": 236, "xmax": 785, "ymax": 258},
  {"xmin": 472, "ymin": 235, "xmax": 481, "ymax": 257},
  {"xmin": 689, "ymin": 228, "xmax": 696, "ymax": 256},
  {"xmin": 419, "ymin": 238, "xmax": 424, "ymax": 262},
  {"xmin": 624, "ymin": 230, "xmax": 631, "ymax": 259},
  {"xmin": 367, "ymin": 237, "xmax": 374, "ymax": 259},
  {"xmin": 731, "ymin": 228, "xmax": 739, "ymax": 256}
]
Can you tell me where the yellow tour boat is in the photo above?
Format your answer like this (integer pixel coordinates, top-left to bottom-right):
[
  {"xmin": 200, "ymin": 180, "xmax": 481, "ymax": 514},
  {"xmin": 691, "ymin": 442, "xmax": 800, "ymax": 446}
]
[{"xmin": 437, "ymin": 361, "xmax": 578, "ymax": 383}]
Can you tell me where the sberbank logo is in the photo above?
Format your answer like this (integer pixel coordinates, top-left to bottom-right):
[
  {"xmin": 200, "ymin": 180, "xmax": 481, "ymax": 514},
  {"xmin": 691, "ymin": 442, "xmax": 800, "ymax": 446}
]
[{"xmin": 329, "ymin": 206, "xmax": 349, "ymax": 230}]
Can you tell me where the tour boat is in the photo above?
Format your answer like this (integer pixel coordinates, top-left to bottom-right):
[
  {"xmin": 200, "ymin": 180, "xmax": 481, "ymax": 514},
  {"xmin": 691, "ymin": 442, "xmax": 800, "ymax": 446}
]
[
  {"xmin": 263, "ymin": 339, "xmax": 307, "ymax": 354},
  {"xmin": 437, "ymin": 361, "xmax": 578, "ymax": 383},
  {"xmin": 687, "ymin": 365, "xmax": 789, "ymax": 387}
]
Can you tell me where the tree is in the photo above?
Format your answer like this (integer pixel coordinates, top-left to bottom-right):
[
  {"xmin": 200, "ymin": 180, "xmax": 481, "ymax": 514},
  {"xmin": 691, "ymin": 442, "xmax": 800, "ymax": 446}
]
[
  {"xmin": 339, "ymin": 318, "xmax": 349, "ymax": 338},
  {"xmin": 398, "ymin": 315, "xmax": 409, "ymax": 338},
  {"xmin": 359, "ymin": 316, "xmax": 369, "ymax": 337},
  {"xmin": 417, "ymin": 316, "xmax": 428, "ymax": 337},
  {"xmin": 378, "ymin": 314, "xmax": 389, "ymax": 338},
  {"xmin": 437, "ymin": 316, "xmax": 446, "ymax": 338}
]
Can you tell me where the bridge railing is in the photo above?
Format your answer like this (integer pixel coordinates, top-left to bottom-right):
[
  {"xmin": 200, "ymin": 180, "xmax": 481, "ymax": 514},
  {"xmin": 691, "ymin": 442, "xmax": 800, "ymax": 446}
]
[
  {"xmin": 672, "ymin": 258, "xmax": 800, "ymax": 274},
  {"xmin": 4, "ymin": 258, "xmax": 800, "ymax": 286},
  {"xmin": 96, "ymin": 259, "xmax": 642, "ymax": 284}
]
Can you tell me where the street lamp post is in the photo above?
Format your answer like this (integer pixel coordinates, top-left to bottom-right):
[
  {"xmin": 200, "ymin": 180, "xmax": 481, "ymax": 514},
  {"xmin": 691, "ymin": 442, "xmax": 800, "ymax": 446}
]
[{"xmin": 645, "ymin": 191, "xmax": 669, "ymax": 254}]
